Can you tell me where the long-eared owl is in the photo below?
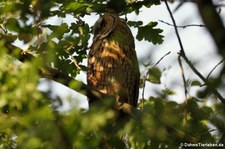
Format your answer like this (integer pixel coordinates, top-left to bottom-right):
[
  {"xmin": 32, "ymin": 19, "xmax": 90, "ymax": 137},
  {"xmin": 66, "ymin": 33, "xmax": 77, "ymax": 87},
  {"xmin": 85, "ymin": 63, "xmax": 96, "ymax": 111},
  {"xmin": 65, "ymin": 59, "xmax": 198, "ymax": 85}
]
[{"xmin": 87, "ymin": 12, "xmax": 140, "ymax": 107}]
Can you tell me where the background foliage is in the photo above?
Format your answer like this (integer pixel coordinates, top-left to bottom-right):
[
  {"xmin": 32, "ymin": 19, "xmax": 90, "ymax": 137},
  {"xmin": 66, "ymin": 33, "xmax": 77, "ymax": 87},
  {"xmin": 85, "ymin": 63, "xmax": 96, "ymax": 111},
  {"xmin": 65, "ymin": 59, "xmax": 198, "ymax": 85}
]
[{"xmin": 0, "ymin": 0, "xmax": 225, "ymax": 148}]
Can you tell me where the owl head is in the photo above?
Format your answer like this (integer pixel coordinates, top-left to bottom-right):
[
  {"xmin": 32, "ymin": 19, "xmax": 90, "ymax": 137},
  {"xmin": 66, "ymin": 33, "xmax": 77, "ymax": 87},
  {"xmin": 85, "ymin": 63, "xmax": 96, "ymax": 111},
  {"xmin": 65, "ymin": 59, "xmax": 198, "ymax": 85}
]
[{"xmin": 93, "ymin": 12, "xmax": 119, "ymax": 41}]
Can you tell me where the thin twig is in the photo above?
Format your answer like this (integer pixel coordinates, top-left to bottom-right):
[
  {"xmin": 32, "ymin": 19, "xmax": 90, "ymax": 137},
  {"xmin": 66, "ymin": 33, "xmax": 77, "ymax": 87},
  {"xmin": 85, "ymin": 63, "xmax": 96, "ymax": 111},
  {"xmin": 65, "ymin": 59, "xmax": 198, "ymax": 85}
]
[
  {"xmin": 141, "ymin": 74, "xmax": 146, "ymax": 111},
  {"xmin": 153, "ymin": 51, "xmax": 171, "ymax": 68},
  {"xmin": 178, "ymin": 56, "xmax": 188, "ymax": 98},
  {"xmin": 164, "ymin": 0, "xmax": 225, "ymax": 106},
  {"xmin": 159, "ymin": 20, "xmax": 205, "ymax": 28},
  {"xmin": 215, "ymin": 4, "xmax": 225, "ymax": 8},
  {"xmin": 180, "ymin": 52, "xmax": 225, "ymax": 105},
  {"xmin": 70, "ymin": 55, "xmax": 82, "ymax": 70},
  {"xmin": 178, "ymin": 56, "xmax": 188, "ymax": 128},
  {"xmin": 206, "ymin": 58, "xmax": 225, "ymax": 80},
  {"xmin": 164, "ymin": 0, "xmax": 188, "ymax": 128},
  {"xmin": 141, "ymin": 51, "xmax": 171, "ymax": 110},
  {"xmin": 65, "ymin": 45, "xmax": 82, "ymax": 70},
  {"xmin": 195, "ymin": 0, "xmax": 225, "ymax": 95},
  {"xmin": 164, "ymin": 0, "xmax": 184, "ymax": 54},
  {"xmin": 199, "ymin": 128, "xmax": 217, "ymax": 138}
]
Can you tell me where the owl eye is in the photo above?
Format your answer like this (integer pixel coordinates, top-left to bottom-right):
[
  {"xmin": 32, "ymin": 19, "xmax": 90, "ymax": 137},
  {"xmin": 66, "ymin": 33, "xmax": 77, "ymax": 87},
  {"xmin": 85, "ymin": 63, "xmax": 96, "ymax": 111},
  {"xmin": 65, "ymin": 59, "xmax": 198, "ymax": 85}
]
[{"xmin": 101, "ymin": 21, "xmax": 106, "ymax": 28}]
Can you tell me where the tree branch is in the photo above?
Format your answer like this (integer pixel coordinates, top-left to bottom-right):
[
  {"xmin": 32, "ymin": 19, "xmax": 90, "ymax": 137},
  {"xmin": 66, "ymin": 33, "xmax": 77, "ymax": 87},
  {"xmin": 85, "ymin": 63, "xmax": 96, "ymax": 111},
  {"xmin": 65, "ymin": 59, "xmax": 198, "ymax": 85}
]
[
  {"xmin": 153, "ymin": 51, "xmax": 171, "ymax": 68},
  {"xmin": 159, "ymin": 20, "xmax": 205, "ymax": 28},
  {"xmin": 39, "ymin": 66, "xmax": 144, "ymax": 119},
  {"xmin": 195, "ymin": 0, "xmax": 225, "ymax": 87},
  {"xmin": 179, "ymin": 51, "xmax": 225, "ymax": 105},
  {"xmin": 206, "ymin": 58, "xmax": 225, "ymax": 80},
  {"xmin": 178, "ymin": 56, "xmax": 188, "ymax": 128},
  {"xmin": 195, "ymin": 0, "xmax": 225, "ymax": 57},
  {"xmin": 164, "ymin": 0, "xmax": 225, "ymax": 105},
  {"xmin": 5, "ymin": 43, "xmax": 141, "ymax": 119},
  {"xmin": 5, "ymin": 43, "xmax": 33, "ymax": 62}
]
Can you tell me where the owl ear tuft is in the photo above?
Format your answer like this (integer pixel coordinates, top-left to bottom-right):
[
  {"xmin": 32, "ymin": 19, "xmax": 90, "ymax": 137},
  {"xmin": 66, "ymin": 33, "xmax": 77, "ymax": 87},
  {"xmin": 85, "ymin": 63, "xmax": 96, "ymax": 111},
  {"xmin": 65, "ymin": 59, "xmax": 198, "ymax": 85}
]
[
  {"xmin": 93, "ymin": 15, "xmax": 104, "ymax": 35},
  {"xmin": 93, "ymin": 13, "xmax": 117, "ymax": 41}
]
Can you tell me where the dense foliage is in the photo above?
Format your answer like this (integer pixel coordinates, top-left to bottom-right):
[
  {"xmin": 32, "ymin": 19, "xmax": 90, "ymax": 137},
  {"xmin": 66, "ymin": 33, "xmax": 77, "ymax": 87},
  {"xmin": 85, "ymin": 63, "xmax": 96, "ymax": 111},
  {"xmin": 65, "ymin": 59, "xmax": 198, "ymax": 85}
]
[{"xmin": 0, "ymin": 0, "xmax": 225, "ymax": 148}]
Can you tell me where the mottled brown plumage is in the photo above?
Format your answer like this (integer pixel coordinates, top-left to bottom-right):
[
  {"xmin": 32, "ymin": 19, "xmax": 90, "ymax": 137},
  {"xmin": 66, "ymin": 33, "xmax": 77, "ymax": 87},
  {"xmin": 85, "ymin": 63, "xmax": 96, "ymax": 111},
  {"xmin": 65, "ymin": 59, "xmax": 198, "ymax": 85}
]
[{"xmin": 87, "ymin": 12, "xmax": 140, "ymax": 107}]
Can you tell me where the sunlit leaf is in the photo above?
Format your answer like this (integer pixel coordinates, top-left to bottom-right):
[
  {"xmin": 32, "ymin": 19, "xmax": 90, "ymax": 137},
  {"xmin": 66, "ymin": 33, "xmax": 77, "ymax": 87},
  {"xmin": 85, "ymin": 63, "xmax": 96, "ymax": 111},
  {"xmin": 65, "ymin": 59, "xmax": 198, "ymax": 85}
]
[
  {"xmin": 148, "ymin": 67, "xmax": 161, "ymax": 84},
  {"xmin": 61, "ymin": 2, "xmax": 89, "ymax": 14}
]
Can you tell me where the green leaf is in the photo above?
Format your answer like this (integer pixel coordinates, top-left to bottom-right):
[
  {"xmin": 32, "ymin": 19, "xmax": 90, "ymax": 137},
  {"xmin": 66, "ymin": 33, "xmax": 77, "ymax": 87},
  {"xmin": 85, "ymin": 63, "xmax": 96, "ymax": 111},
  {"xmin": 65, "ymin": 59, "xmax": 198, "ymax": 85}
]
[
  {"xmin": 49, "ymin": 23, "xmax": 70, "ymax": 39},
  {"xmin": 127, "ymin": 21, "xmax": 143, "ymax": 27},
  {"xmin": 137, "ymin": 22, "xmax": 164, "ymax": 44},
  {"xmin": 162, "ymin": 88, "xmax": 176, "ymax": 95},
  {"xmin": 186, "ymin": 99, "xmax": 209, "ymax": 121},
  {"xmin": 147, "ymin": 67, "xmax": 161, "ymax": 84},
  {"xmin": 191, "ymin": 80, "xmax": 201, "ymax": 86},
  {"xmin": 18, "ymin": 33, "xmax": 32, "ymax": 43},
  {"xmin": 201, "ymin": 106, "xmax": 213, "ymax": 119},
  {"xmin": 4, "ymin": 33, "xmax": 17, "ymax": 43},
  {"xmin": 4, "ymin": 18, "xmax": 20, "ymax": 32},
  {"xmin": 61, "ymin": 2, "xmax": 89, "ymax": 14}
]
